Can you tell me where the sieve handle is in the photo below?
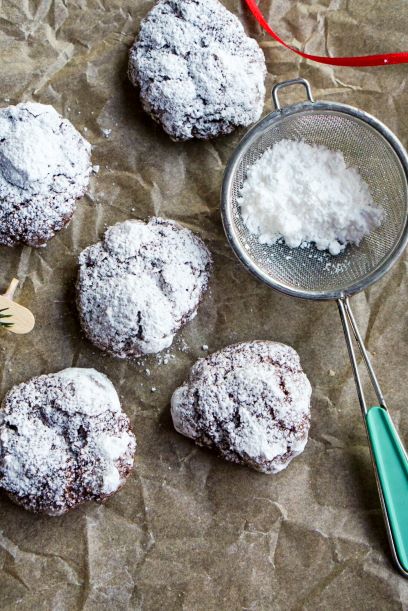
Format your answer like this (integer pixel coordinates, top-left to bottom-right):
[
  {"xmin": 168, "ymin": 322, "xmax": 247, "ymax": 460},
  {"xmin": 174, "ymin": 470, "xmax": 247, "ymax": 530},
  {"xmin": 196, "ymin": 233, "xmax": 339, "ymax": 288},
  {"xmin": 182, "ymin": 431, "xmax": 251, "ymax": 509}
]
[
  {"xmin": 272, "ymin": 78, "xmax": 314, "ymax": 111},
  {"xmin": 366, "ymin": 406, "xmax": 408, "ymax": 573},
  {"xmin": 338, "ymin": 298, "xmax": 408, "ymax": 577}
]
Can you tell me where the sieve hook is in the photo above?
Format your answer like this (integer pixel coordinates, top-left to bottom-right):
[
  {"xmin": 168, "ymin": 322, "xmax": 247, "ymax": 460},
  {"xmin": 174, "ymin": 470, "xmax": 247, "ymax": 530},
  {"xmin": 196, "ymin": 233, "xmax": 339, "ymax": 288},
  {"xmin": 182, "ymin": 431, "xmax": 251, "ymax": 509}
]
[
  {"xmin": 272, "ymin": 77, "xmax": 314, "ymax": 111},
  {"xmin": 338, "ymin": 297, "xmax": 408, "ymax": 577}
]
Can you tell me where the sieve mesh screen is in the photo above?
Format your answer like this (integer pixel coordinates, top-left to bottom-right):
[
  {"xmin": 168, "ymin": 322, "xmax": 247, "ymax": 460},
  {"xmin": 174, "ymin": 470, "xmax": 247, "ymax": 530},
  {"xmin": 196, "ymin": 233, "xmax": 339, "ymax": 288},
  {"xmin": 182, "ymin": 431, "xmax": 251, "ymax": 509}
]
[{"xmin": 227, "ymin": 109, "xmax": 408, "ymax": 296}]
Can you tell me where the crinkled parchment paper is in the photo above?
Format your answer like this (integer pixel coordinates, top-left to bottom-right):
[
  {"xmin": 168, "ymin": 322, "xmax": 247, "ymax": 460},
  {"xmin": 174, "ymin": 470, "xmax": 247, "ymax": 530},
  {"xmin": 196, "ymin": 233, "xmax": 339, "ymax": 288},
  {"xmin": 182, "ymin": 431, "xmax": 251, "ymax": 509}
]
[{"xmin": 1, "ymin": 1, "xmax": 408, "ymax": 609}]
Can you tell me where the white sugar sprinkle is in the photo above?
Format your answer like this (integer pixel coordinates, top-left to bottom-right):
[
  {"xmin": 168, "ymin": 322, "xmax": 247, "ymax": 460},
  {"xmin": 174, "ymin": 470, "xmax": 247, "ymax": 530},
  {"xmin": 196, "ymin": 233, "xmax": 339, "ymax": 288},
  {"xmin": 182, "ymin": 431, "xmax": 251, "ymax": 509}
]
[{"xmin": 239, "ymin": 140, "xmax": 384, "ymax": 256}]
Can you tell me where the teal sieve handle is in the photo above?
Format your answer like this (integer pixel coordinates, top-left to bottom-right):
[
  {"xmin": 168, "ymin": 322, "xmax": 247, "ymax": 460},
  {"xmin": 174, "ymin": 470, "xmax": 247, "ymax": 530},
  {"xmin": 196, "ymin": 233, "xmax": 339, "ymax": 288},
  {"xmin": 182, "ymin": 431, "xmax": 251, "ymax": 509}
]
[{"xmin": 366, "ymin": 406, "xmax": 408, "ymax": 571}]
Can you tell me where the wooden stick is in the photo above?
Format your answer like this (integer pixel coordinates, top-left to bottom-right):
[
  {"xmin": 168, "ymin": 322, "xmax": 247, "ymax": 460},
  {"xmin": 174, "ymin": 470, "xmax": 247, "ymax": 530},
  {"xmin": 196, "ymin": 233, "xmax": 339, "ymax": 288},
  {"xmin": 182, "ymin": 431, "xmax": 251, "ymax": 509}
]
[{"xmin": 3, "ymin": 278, "xmax": 19, "ymax": 300}]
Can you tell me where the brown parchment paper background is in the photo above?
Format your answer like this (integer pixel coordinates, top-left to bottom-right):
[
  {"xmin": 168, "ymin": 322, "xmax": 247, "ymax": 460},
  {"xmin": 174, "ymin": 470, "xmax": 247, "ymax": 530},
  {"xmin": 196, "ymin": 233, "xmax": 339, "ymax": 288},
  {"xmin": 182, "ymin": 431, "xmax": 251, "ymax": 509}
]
[{"xmin": 1, "ymin": 1, "xmax": 408, "ymax": 609}]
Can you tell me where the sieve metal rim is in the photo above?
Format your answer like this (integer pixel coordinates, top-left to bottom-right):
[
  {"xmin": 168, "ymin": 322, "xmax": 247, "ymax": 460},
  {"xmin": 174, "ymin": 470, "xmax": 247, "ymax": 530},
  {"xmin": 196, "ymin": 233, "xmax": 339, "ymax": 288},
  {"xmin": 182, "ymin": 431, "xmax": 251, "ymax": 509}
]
[{"xmin": 221, "ymin": 99, "xmax": 408, "ymax": 301}]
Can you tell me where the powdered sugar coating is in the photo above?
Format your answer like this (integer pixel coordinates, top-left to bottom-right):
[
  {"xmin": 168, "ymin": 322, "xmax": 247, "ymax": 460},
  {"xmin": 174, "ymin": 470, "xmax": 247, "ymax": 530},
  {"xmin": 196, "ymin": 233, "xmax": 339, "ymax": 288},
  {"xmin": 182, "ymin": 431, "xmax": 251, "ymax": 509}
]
[
  {"xmin": 128, "ymin": 0, "xmax": 266, "ymax": 141},
  {"xmin": 77, "ymin": 218, "xmax": 212, "ymax": 359},
  {"xmin": 0, "ymin": 102, "xmax": 92, "ymax": 247},
  {"xmin": 171, "ymin": 341, "xmax": 312, "ymax": 474},
  {"xmin": 0, "ymin": 368, "xmax": 136, "ymax": 515}
]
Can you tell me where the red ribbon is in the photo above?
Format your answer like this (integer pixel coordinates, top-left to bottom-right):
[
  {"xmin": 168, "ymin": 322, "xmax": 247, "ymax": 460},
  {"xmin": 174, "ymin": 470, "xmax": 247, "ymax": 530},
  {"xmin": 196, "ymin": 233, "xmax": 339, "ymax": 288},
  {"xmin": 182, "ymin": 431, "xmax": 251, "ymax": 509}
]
[{"xmin": 245, "ymin": 0, "xmax": 408, "ymax": 66}]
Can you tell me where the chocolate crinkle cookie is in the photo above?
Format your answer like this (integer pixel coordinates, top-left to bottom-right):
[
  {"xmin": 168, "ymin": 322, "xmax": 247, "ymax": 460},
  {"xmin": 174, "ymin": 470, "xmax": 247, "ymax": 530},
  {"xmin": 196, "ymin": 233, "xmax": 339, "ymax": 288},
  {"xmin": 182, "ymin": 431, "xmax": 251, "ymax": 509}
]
[
  {"xmin": 171, "ymin": 341, "xmax": 312, "ymax": 474},
  {"xmin": 77, "ymin": 217, "xmax": 212, "ymax": 359},
  {"xmin": 128, "ymin": 0, "xmax": 266, "ymax": 141},
  {"xmin": 0, "ymin": 368, "xmax": 136, "ymax": 515},
  {"xmin": 0, "ymin": 102, "xmax": 92, "ymax": 247}
]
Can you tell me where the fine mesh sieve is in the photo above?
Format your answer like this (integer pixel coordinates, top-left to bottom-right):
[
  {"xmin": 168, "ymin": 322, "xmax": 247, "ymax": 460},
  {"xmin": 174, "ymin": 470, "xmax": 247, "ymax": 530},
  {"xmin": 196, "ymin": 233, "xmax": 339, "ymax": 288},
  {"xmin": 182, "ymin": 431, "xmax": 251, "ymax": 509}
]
[
  {"xmin": 221, "ymin": 79, "xmax": 408, "ymax": 576},
  {"xmin": 222, "ymin": 79, "xmax": 408, "ymax": 300}
]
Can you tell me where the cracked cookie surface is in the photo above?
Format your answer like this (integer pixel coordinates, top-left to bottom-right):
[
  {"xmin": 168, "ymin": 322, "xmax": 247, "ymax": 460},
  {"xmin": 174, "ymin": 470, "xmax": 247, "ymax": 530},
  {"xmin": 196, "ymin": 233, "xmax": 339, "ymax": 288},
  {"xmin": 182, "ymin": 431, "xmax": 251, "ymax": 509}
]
[
  {"xmin": 129, "ymin": 0, "xmax": 266, "ymax": 141},
  {"xmin": 0, "ymin": 368, "xmax": 136, "ymax": 515},
  {"xmin": 171, "ymin": 341, "xmax": 312, "ymax": 473},
  {"xmin": 0, "ymin": 102, "xmax": 92, "ymax": 247},
  {"xmin": 77, "ymin": 217, "xmax": 212, "ymax": 359}
]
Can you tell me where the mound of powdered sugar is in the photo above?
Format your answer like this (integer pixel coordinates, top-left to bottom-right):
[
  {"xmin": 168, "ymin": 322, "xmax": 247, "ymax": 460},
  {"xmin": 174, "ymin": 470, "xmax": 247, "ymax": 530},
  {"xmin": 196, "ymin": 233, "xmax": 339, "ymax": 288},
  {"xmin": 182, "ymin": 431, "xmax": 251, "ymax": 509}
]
[
  {"xmin": 77, "ymin": 218, "xmax": 212, "ymax": 359},
  {"xmin": 0, "ymin": 102, "xmax": 92, "ymax": 247},
  {"xmin": 171, "ymin": 341, "xmax": 312, "ymax": 474},
  {"xmin": 238, "ymin": 139, "xmax": 384, "ymax": 256},
  {"xmin": 128, "ymin": 0, "xmax": 266, "ymax": 141},
  {"xmin": 0, "ymin": 368, "xmax": 136, "ymax": 515}
]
